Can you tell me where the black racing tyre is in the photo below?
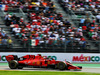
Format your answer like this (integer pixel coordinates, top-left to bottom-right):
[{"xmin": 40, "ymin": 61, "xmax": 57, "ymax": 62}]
[
  {"xmin": 9, "ymin": 60, "xmax": 18, "ymax": 69},
  {"xmin": 57, "ymin": 62, "xmax": 66, "ymax": 70}
]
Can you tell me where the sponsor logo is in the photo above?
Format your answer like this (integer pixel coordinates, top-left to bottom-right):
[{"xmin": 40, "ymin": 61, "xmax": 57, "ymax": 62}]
[
  {"xmin": 37, "ymin": 61, "xmax": 40, "ymax": 65},
  {"xmin": 72, "ymin": 54, "xmax": 100, "ymax": 62},
  {"xmin": 24, "ymin": 61, "xmax": 31, "ymax": 64},
  {"xmin": 42, "ymin": 56, "xmax": 57, "ymax": 60},
  {"xmin": 33, "ymin": 62, "xmax": 35, "ymax": 64},
  {"xmin": 48, "ymin": 61, "xmax": 50, "ymax": 64},
  {"xmin": 0, "ymin": 55, "xmax": 6, "ymax": 61},
  {"xmin": 28, "ymin": 61, "xmax": 31, "ymax": 64}
]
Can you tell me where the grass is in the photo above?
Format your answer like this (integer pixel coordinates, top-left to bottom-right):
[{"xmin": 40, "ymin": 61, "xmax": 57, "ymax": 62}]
[
  {"xmin": 0, "ymin": 71, "xmax": 100, "ymax": 75},
  {"xmin": 73, "ymin": 64, "xmax": 100, "ymax": 68}
]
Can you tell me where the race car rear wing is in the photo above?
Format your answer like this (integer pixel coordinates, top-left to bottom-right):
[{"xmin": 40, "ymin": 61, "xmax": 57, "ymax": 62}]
[{"xmin": 6, "ymin": 55, "xmax": 18, "ymax": 62}]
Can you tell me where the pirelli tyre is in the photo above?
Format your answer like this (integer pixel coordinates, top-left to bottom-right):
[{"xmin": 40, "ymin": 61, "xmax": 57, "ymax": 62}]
[
  {"xmin": 9, "ymin": 60, "xmax": 18, "ymax": 69},
  {"xmin": 57, "ymin": 62, "xmax": 66, "ymax": 70}
]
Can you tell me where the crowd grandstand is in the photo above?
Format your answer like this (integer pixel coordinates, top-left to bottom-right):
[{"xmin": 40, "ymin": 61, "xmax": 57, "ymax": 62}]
[
  {"xmin": 0, "ymin": 0, "xmax": 99, "ymax": 52},
  {"xmin": 0, "ymin": 27, "xmax": 12, "ymax": 48},
  {"xmin": 58, "ymin": 0, "xmax": 100, "ymax": 40}
]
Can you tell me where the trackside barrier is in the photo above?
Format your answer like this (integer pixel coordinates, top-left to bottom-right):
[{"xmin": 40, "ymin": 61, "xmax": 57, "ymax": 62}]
[{"xmin": 1, "ymin": 53, "xmax": 100, "ymax": 63}]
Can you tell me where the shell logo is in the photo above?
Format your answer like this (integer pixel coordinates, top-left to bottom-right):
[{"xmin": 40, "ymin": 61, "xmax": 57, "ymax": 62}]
[
  {"xmin": 33, "ymin": 62, "xmax": 35, "ymax": 64},
  {"xmin": 48, "ymin": 61, "xmax": 50, "ymax": 64}
]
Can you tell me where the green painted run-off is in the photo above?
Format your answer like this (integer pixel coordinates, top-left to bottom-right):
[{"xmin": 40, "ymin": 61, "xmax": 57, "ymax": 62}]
[{"xmin": 0, "ymin": 63, "xmax": 100, "ymax": 68}]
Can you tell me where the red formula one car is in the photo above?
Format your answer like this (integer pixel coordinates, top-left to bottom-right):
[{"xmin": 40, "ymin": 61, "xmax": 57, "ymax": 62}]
[{"xmin": 6, "ymin": 54, "xmax": 82, "ymax": 70}]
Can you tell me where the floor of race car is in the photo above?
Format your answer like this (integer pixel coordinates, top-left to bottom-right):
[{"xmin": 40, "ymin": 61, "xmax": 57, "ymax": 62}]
[{"xmin": 0, "ymin": 66, "xmax": 100, "ymax": 73}]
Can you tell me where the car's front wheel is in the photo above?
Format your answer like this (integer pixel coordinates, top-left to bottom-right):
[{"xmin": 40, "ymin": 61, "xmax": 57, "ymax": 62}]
[{"xmin": 57, "ymin": 62, "xmax": 66, "ymax": 70}]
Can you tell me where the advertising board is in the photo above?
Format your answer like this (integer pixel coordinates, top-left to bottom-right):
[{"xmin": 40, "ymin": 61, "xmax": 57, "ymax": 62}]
[{"xmin": 0, "ymin": 52, "xmax": 100, "ymax": 63}]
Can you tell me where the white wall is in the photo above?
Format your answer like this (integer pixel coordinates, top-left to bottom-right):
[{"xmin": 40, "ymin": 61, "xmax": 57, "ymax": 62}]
[{"xmin": 0, "ymin": 52, "xmax": 100, "ymax": 63}]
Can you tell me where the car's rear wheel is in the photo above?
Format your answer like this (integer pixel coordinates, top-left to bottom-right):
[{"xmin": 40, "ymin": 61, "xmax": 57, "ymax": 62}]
[
  {"xmin": 57, "ymin": 62, "xmax": 66, "ymax": 70},
  {"xmin": 9, "ymin": 60, "xmax": 18, "ymax": 69}
]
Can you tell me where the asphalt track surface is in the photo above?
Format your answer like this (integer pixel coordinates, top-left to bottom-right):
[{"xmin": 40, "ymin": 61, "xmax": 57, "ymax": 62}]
[{"xmin": 0, "ymin": 63, "xmax": 100, "ymax": 73}]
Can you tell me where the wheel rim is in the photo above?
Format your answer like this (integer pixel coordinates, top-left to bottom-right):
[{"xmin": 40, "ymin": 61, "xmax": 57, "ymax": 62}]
[
  {"xmin": 59, "ymin": 63, "xmax": 64, "ymax": 69},
  {"xmin": 58, "ymin": 62, "xmax": 65, "ymax": 70},
  {"xmin": 11, "ymin": 62, "xmax": 15, "ymax": 67},
  {"xmin": 9, "ymin": 60, "xmax": 18, "ymax": 69}
]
